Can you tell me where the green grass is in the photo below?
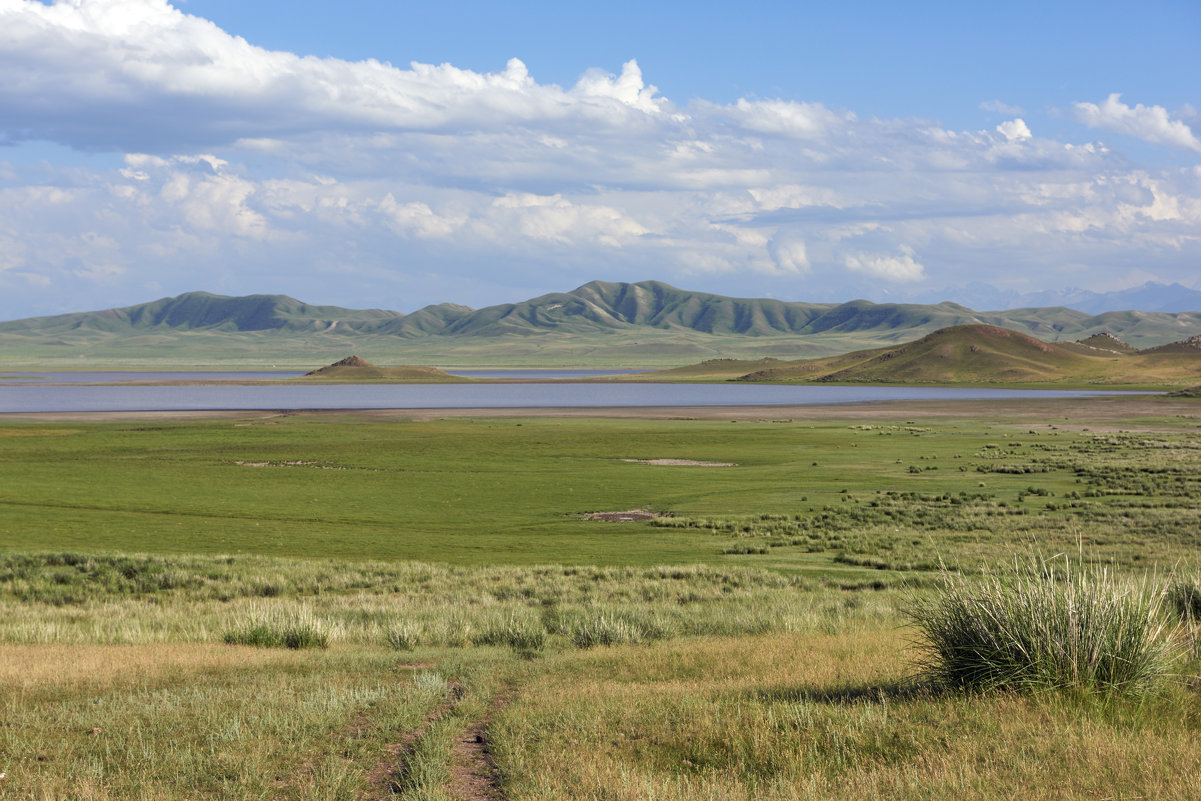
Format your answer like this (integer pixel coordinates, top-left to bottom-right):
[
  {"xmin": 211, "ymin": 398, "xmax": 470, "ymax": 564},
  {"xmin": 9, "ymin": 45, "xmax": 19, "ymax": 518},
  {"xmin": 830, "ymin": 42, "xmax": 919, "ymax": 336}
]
[
  {"xmin": 3, "ymin": 405, "xmax": 1201, "ymax": 572},
  {"xmin": 3, "ymin": 398, "xmax": 1201, "ymax": 798}
]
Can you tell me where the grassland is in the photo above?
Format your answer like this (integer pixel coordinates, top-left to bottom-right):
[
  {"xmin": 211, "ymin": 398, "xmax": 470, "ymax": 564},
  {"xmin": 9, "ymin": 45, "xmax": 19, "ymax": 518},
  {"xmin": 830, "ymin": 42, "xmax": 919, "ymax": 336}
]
[{"xmin": 2, "ymin": 396, "xmax": 1201, "ymax": 799}]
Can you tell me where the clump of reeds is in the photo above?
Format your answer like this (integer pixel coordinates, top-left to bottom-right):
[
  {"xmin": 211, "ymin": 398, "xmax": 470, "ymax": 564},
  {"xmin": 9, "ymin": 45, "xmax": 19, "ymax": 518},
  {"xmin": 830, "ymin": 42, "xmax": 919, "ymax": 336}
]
[
  {"xmin": 472, "ymin": 612, "xmax": 547, "ymax": 653},
  {"xmin": 1168, "ymin": 578, "xmax": 1201, "ymax": 622},
  {"xmin": 907, "ymin": 556, "xmax": 1177, "ymax": 696},
  {"xmin": 1168, "ymin": 576, "xmax": 1201, "ymax": 658},
  {"xmin": 223, "ymin": 607, "xmax": 329, "ymax": 649}
]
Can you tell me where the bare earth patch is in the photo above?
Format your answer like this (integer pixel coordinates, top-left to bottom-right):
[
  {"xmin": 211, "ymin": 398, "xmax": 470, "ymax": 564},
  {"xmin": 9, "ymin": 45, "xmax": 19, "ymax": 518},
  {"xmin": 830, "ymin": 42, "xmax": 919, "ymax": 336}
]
[
  {"xmin": 233, "ymin": 460, "xmax": 348, "ymax": 470},
  {"xmin": 621, "ymin": 458, "xmax": 737, "ymax": 466},
  {"xmin": 585, "ymin": 509, "xmax": 660, "ymax": 522}
]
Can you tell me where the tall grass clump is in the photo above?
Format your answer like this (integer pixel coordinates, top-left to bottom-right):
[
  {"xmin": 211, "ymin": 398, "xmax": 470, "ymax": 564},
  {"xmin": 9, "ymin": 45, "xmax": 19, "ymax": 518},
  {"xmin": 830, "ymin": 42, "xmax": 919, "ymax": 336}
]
[
  {"xmin": 222, "ymin": 607, "xmax": 329, "ymax": 649},
  {"xmin": 1168, "ymin": 578, "xmax": 1201, "ymax": 622},
  {"xmin": 907, "ymin": 556, "xmax": 1177, "ymax": 697},
  {"xmin": 1169, "ymin": 577, "xmax": 1201, "ymax": 658}
]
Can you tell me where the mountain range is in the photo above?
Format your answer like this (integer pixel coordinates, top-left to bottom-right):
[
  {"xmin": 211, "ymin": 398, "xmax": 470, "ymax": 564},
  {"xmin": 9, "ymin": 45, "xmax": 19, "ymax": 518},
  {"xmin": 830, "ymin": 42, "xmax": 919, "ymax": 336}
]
[
  {"xmin": 4, "ymin": 280, "xmax": 1201, "ymax": 367},
  {"xmin": 908, "ymin": 281, "xmax": 1201, "ymax": 315}
]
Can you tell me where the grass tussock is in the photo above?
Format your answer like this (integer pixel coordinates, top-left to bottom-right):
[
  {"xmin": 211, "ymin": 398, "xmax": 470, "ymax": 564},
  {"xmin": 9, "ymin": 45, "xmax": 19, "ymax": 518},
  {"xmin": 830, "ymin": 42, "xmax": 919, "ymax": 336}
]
[
  {"xmin": 907, "ymin": 556, "xmax": 1178, "ymax": 696},
  {"xmin": 222, "ymin": 607, "xmax": 329, "ymax": 649}
]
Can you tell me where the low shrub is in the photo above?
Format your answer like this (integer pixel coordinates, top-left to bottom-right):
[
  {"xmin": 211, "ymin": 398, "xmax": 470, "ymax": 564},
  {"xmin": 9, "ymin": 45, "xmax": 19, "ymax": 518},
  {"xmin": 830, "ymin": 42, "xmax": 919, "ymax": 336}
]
[{"xmin": 906, "ymin": 557, "xmax": 1177, "ymax": 697}]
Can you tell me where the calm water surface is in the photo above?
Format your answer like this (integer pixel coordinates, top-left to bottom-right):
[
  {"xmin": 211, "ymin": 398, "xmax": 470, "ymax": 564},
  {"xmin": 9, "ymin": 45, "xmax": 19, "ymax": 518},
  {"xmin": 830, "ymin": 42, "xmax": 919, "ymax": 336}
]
[{"xmin": 0, "ymin": 378, "xmax": 1141, "ymax": 414}]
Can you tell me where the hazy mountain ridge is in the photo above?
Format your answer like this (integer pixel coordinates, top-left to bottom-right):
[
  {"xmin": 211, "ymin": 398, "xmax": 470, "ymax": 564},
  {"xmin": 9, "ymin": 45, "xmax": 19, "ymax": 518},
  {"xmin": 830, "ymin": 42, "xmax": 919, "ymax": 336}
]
[{"xmin": 916, "ymin": 281, "xmax": 1201, "ymax": 315}]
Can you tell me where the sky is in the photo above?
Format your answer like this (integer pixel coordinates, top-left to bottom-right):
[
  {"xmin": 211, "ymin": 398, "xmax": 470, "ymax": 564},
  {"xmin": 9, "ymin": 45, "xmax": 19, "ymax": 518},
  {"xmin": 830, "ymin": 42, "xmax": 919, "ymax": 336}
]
[{"xmin": 1, "ymin": 0, "xmax": 1199, "ymax": 319}]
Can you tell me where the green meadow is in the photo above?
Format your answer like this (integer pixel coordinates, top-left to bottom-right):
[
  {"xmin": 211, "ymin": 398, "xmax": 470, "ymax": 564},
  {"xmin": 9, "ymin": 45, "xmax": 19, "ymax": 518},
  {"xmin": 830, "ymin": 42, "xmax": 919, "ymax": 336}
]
[{"xmin": 2, "ymin": 397, "xmax": 1201, "ymax": 799}]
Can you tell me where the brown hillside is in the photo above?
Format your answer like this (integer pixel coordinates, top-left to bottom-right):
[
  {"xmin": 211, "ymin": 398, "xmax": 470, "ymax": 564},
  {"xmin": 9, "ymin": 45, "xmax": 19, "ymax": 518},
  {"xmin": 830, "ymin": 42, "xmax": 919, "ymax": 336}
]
[
  {"xmin": 1139, "ymin": 335, "xmax": 1201, "ymax": 355},
  {"xmin": 730, "ymin": 324, "xmax": 1201, "ymax": 387}
]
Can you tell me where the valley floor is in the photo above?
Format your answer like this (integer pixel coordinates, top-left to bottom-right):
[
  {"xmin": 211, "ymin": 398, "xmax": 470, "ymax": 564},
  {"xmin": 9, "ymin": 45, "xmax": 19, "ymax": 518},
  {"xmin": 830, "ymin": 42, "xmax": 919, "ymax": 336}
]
[{"xmin": 2, "ymin": 395, "xmax": 1200, "ymax": 799}]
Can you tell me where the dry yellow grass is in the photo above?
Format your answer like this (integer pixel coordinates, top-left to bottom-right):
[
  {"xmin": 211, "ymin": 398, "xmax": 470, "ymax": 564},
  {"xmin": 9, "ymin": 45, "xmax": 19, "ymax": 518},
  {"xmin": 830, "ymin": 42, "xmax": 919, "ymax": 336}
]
[
  {"xmin": 0, "ymin": 643, "xmax": 298, "ymax": 690},
  {"xmin": 491, "ymin": 629, "xmax": 1201, "ymax": 800}
]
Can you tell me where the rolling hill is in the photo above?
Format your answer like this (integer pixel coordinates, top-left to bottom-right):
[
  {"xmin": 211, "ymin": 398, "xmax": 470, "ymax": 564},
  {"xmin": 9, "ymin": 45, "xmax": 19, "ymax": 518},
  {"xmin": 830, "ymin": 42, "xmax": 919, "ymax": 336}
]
[
  {"xmin": 720, "ymin": 325, "xmax": 1201, "ymax": 388},
  {"xmin": 4, "ymin": 281, "xmax": 1201, "ymax": 367}
]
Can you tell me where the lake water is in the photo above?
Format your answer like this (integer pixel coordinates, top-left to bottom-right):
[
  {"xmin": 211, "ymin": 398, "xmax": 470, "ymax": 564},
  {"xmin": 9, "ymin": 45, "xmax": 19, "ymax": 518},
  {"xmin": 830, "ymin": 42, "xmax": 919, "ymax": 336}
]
[{"xmin": 0, "ymin": 377, "xmax": 1140, "ymax": 414}]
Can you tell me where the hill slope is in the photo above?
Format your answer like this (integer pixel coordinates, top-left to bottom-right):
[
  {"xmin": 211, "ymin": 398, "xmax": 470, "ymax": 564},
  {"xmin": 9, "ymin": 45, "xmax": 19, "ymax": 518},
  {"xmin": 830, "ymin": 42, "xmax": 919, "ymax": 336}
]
[
  {"xmin": 5, "ymin": 282, "xmax": 1201, "ymax": 367},
  {"xmin": 729, "ymin": 325, "xmax": 1201, "ymax": 387}
]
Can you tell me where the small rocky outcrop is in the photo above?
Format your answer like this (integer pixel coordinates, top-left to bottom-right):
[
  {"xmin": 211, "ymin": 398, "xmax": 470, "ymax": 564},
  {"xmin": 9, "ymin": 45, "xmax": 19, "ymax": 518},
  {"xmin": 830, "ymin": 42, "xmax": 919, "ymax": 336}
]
[
  {"xmin": 306, "ymin": 355, "xmax": 374, "ymax": 375},
  {"xmin": 1076, "ymin": 333, "xmax": 1134, "ymax": 353}
]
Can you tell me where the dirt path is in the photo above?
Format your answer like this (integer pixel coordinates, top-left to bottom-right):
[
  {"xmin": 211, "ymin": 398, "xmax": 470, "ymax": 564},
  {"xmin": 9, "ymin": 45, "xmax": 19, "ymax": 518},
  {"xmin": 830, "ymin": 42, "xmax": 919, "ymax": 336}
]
[
  {"xmin": 363, "ymin": 679, "xmax": 509, "ymax": 801},
  {"xmin": 364, "ymin": 680, "xmax": 462, "ymax": 799},
  {"xmin": 448, "ymin": 705, "xmax": 504, "ymax": 801}
]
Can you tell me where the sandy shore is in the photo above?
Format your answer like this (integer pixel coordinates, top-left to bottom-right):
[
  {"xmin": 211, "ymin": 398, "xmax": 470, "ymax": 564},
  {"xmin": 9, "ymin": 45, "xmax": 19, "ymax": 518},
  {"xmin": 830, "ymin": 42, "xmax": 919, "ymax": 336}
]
[{"xmin": 1, "ymin": 394, "xmax": 1196, "ymax": 424}]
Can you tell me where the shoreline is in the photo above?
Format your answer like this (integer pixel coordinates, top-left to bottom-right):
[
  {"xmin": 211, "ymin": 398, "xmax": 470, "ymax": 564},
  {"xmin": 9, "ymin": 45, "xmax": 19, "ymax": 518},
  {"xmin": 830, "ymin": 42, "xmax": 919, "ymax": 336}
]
[{"xmin": 1, "ymin": 394, "xmax": 1195, "ymax": 424}]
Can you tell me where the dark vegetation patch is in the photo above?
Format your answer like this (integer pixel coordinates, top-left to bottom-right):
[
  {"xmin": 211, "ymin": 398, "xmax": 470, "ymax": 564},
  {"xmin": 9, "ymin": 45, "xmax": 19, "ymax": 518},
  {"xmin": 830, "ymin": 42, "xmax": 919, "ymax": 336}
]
[{"xmin": 659, "ymin": 430, "xmax": 1201, "ymax": 572}]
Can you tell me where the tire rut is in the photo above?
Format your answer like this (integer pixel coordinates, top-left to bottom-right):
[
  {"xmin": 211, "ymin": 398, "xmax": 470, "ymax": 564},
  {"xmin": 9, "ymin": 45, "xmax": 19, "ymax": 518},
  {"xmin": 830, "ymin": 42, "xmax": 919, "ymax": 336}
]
[
  {"xmin": 364, "ymin": 680, "xmax": 463, "ymax": 799},
  {"xmin": 447, "ymin": 703, "xmax": 505, "ymax": 801}
]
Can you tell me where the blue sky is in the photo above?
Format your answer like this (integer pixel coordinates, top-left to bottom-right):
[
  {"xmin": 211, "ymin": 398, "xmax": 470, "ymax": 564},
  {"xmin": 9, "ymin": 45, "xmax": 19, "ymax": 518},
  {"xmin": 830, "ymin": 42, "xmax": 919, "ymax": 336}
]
[{"xmin": 1, "ymin": 0, "xmax": 1199, "ymax": 318}]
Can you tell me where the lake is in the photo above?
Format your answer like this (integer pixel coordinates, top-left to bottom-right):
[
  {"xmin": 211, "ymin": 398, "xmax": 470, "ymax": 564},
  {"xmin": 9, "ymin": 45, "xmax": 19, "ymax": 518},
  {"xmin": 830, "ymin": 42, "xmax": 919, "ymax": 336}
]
[{"xmin": 0, "ymin": 376, "xmax": 1142, "ymax": 414}]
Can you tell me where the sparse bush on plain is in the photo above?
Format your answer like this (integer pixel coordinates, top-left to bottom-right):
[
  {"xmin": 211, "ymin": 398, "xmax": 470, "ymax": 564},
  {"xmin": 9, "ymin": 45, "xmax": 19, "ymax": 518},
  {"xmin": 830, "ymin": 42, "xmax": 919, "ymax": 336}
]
[{"xmin": 907, "ymin": 556, "xmax": 1177, "ymax": 696}]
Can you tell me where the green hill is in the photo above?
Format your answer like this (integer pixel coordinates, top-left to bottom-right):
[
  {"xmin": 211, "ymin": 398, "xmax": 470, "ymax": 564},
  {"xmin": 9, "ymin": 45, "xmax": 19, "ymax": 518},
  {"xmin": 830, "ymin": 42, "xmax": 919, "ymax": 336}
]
[{"xmin": 4, "ymin": 282, "xmax": 1201, "ymax": 368}]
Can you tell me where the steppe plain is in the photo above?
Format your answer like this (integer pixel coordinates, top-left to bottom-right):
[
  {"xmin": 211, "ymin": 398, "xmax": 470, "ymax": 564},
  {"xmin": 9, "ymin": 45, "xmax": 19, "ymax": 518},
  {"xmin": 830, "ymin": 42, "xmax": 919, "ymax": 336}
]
[
  {"xmin": 4, "ymin": 287, "xmax": 1201, "ymax": 799},
  {"xmin": 2, "ymin": 375, "xmax": 1201, "ymax": 799}
]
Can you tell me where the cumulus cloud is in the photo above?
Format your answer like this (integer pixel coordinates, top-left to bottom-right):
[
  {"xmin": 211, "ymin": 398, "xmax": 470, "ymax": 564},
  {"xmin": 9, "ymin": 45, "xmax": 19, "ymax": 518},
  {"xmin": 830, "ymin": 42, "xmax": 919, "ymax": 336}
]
[
  {"xmin": 1072, "ymin": 94, "xmax": 1201, "ymax": 153},
  {"xmin": 485, "ymin": 193, "xmax": 650, "ymax": 247},
  {"xmin": 843, "ymin": 248, "xmax": 925, "ymax": 282},
  {"xmin": 768, "ymin": 236, "xmax": 810, "ymax": 274},
  {"xmin": 996, "ymin": 119, "xmax": 1032, "ymax": 142},
  {"xmin": 0, "ymin": 0, "xmax": 671, "ymax": 151},
  {"xmin": 722, "ymin": 99, "xmax": 854, "ymax": 139},
  {"xmin": 1, "ymin": 2, "xmax": 1200, "ymax": 317}
]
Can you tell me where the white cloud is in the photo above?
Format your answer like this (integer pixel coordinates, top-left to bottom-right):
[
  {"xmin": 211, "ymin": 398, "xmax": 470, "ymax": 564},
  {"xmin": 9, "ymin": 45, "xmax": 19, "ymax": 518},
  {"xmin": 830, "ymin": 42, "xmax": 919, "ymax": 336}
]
[
  {"xmin": 768, "ymin": 236, "xmax": 810, "ymax": 274},
  {"xmin": 843, "ymin": 248, "xmax": 925, "ymax": 282},
  {"xmin": 379, "ymin": 196, "xmax": 464, "ymax": 239},
  {"xmin": 571, "ymin": 61, "xmax": 666, "ymax": 114},
  {"xmin": 996, "ymin": 118, "xmax": 1032, "ymax": 142},
  {"xmin": 1072, "ymin": 94, "xmax": 1201, "ymax": 153},
  {"xmin": 0, "ymin": 0, "xmax": 672, "ymax": 151},
  {"xmin": 1, "ymin": 2, "xmax": 1200, "ymax": 317},
  {"xmin": 723, "ymin": 99, "xmax": 854, "ymax": 139},
  {"xmin": 485, "ymin": 193, "xmax": 649, "ymax": 247}
]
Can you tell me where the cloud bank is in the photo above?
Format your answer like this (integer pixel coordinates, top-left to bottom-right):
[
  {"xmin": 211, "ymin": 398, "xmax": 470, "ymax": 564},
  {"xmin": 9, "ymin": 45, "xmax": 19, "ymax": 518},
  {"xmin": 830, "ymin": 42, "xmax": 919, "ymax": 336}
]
[
  {"xmin": 0, "ymin": 0, "xmax": 1199, "ymax": 318},
  {"xmin": 1072, "ymin": 94, "xmax": 1201, "ymax": 153}
]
